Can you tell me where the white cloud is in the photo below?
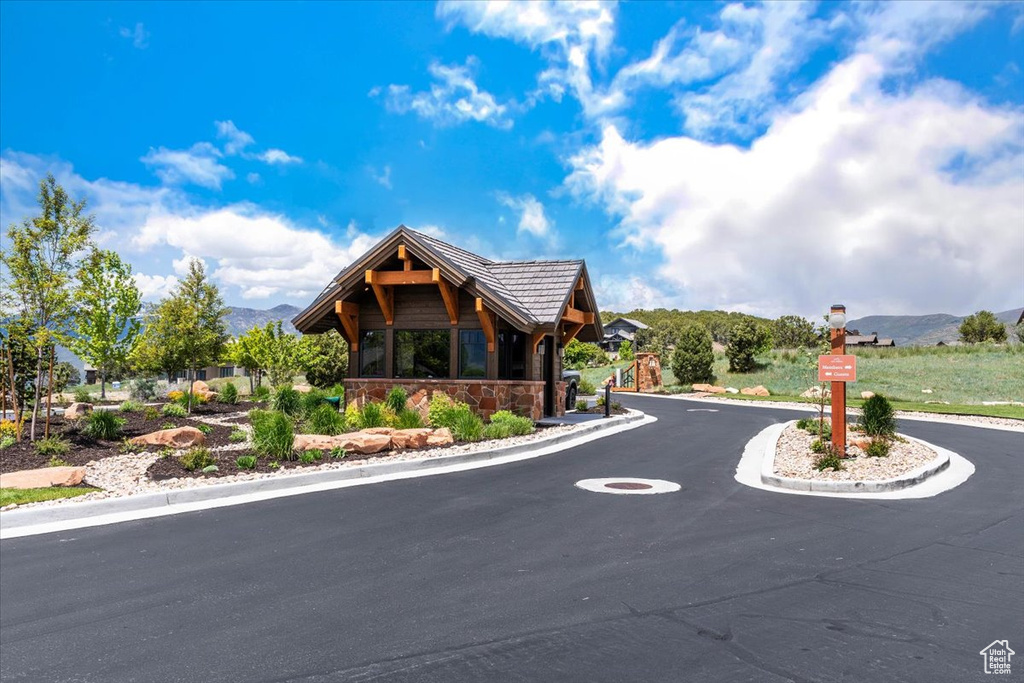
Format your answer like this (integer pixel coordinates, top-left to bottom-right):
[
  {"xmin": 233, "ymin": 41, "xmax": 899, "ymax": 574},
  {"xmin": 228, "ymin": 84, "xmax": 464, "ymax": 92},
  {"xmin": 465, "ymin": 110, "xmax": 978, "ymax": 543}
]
[
  {"xmin": 852, "ymin": 0, "xmax": 993, "ymax": 65},
  {"xmin": 258, "ymin": 149, "xmax": 303, "ymax": 165},
  {"xmin": 140, "ymin": 142, "xmax": 234, "ymax": 189},
  {"xmin": 496, "ymin": 192, "xmax": 552, "ymax": 237},
  {"xmin": 593, "ymin": 274, "xmax": 660, "ymax": 312},
  {"xmin": 384, "ymin": 57, "xmax": 516, "ymax": 129},
  {"xmin": 566, "ymin": 52, "xmax": 1024, "ymax": 317},
  {"xmin": 370, "ymin": 165, "xmax": 392, "ymax": 189},
  {"xmin": 119, "ymin": 22, "xmax": 149, "ymax": 49},
  {"xmin": 215, "ymin": 120, "xmax": 255, "ymax": 155},
  {"xmin": 133, "ymin": 273, "xmax": 178, "ymax": 301}
]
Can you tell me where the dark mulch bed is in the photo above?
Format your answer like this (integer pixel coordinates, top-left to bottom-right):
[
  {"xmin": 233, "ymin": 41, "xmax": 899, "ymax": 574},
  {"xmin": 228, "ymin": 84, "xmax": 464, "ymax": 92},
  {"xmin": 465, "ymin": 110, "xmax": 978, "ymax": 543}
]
[
  {"xmin": 576, "ymin": 404, "xmax": 629, "ymax": 415},
  {"xmin": 146, "ymin": 449, "xmax": 361, "ymax": 480},
  {"xmin": 0, "ymin": 407, "xmax": 244, "ymax": 474}
]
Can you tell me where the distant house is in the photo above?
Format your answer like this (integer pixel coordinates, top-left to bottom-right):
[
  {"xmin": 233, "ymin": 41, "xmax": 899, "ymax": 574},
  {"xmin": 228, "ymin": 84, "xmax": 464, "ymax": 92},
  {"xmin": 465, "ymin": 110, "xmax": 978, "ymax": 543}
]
[
  {"xmin": 599, "ymin": 317, "xmax": 649, "ymax": 353},
  {"xmin": 170, "ymin": 364, "xmax": 247, "ymax": 383},
  {"xmin": 845, "ymin": 330, "xmax": 896, "ymax": 348}
]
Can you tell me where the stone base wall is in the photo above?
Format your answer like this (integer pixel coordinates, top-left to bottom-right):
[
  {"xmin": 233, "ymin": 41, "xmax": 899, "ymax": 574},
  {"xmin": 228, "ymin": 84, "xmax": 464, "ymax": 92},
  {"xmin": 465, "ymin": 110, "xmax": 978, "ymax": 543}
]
[
  {"xmin": 636, "ymin": 353, "xmax": 663, "ymax": 392},
  {"xmin": 555, "ymin": 381, "xmax": 567, "ymax": 417},
  {"xmin": 344, "ymin": 379, "xmax": 547, "ymax": 421}
]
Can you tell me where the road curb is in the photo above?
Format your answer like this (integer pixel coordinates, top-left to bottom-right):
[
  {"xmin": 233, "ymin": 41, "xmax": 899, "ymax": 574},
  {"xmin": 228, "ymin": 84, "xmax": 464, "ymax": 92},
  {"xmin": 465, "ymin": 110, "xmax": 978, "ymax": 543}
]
[
  {"xmin": 758, "ymin": 421, "xmax": 951, "ymax": 493},
  {"xmin": 1, "ymin": 410, "xmax": 646, "ymax": 534}
]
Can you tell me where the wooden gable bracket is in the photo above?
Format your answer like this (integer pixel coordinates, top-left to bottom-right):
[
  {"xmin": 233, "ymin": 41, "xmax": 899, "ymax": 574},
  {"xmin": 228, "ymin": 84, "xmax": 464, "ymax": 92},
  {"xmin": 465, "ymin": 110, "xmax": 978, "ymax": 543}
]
[
  {"xmin": 398, "ymin": 244, "xmax": 412, "ymax": 271},
  {"xmin": 334, "ymin": 301, "xmax": 360, "ymax": 351},
  {"xmin": 475, "ymin": 298, "xmax": 496, "ymax": 352},
  {"xmin": 433, "ymin": 268, "xmax": 459, "ymax": 325},
  {"xmin": 561, "ymin": 305, "xmax": 595, "ymax": 326},
  {"xmin": 366, "ymin": 268, "xmax": 433, "ymax": 286},
  {"xmin": 562, "ymin": 322, "xmax": 585, "ymax": 345},
  {"xmin": 531, "ymin": 331, "xmax": 546, "ymax": 354}
]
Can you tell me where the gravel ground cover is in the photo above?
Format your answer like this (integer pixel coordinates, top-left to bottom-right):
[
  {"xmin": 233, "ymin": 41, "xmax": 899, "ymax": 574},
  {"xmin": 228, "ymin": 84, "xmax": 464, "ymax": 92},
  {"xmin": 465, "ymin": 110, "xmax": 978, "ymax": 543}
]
[{"xmin": 773, "ymin": 423, "xmax": 938, "ymax": 482}]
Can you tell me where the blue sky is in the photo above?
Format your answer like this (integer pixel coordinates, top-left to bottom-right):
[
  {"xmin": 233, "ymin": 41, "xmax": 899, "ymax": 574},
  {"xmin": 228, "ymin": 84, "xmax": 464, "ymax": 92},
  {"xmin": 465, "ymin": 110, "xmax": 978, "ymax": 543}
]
[{"xmin": 1, "ymin": 1, "xmax": 1022, "ymax": 319}]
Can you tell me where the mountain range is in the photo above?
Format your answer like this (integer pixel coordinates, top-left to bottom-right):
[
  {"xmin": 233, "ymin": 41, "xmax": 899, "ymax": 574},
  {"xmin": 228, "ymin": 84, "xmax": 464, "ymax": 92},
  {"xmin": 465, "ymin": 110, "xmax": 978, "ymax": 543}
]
[{"xmin": 846, "ymin": 308, "xmax": 1023, "ymax": 346}]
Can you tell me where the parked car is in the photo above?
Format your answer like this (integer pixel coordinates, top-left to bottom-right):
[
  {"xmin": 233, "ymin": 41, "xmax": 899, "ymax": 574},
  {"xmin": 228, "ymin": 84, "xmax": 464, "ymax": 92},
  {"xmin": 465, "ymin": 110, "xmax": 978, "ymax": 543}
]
[{"xmin": 562, "ymin": 370, "xmax": 580, "ymax": 410}]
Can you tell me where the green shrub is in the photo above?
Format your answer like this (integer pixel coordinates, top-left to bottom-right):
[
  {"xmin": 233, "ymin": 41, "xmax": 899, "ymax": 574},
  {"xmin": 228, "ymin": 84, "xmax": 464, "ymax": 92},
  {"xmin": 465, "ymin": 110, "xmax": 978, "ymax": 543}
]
[
  {"xmin": 35, "ymin": 436, "xmax": 70, "ymax": 457},
  {"xmin": 173, "ymin": 391, "xmax": 206, "ymax": 407},
  {"xmin": 298, "ymin": 451, "xmax": 318, "ymax": 464},
  {"xmin": 299, "ymin": 388, "xmax": 327, "ymax": 417},
  {"xmin": 328, "ymin": 446, "xmax": 347, "ymax": 459},
  {"xmin": 268, "ymin": 461, "xmax": 280, "ymax": 469},
  {"xmin": 159, "ymin": 447, "xmax": 175, "ymax": 458},
  {"xmin": 179, "ymin": 447, "xmax": 215, "ymax": 471},
  {"xmin": 304, "ymin": 403, "xmax": 347, "ymax": 435},
  {"xmin": 865, "ymin": 439, "xmax": 891, "ymax": 458},
  {"xmin": 271, "ymin": 386, "xmax": 302, "ymax": 415},
  {"xmin": 236, "ymin": 455, "xmax": 258, "ymax": 470},
  {"xmin": 73, "ymin": 388, "xmax": 91, "ymax": 403},
  {"xmin": 482, "ymin": 421, "xmax": 512, "ymax": 440},
  {"xmin": 196, "ymin": 424, "xmax": 212, "ymax": 435},
  {"xmin": 220, "ymin": 381, "xmax": 239, "ymax": 405},
  {"xmin": 575, "ymin": 399, "xmax": 589, "ymax": 412},
  {"xmin": 252, "ymin": 385, "xmax": 271, "ymax": 402},
  {"xmin": 578, "ymin": 378, "xmax": 596, "ymax": 395},
  {"xmin": 143, "ymin": 406, "xmax": 160, "ymax": 421},
  {"xmin": 489, "ymin": 410, "xmax": 534, "ymax": 435},
  {"xmin": 119, "ymin": 400, "xmax": 144, "ymax": 413},
  {"xmin": 395, "ymin": 409, "xmax": 424, "ymax": 430},
  {"xmin": 160, "ymin": 422, "xmax": 176, "ymax": 430},
  {"xmin": 119, "ymin": 438, "xmax": 145, "ymax": 454},
  {"xmin": 162, "ymin": 402, "xmax": 187, "ymax": 418},
  {"xmin": 343, "ymin": 401, "xmax": 361, "ymax": 430},
  {"xmin": 672, "ymin": 324, "xmax": 715, "ymax": 384},
  {"xmin": 47, "ymin": 456, "xmax": 72, "ymax": 467},
  {"xmin": 229, "ymin": 428, "xmax": 248, "ymax": 443},
  {"xmin": 358, "ymin": 401, "xmax": 395, "ymax": 429},
  {"xmin": 0, "ymin": 435, "xmax": 15, "ymax": 450},
  {"xmin": 814, "ymin": 453, "xmax": 844, "ymax": 471},
  {"xmin": 797, "ymin": 418, "xmax": 831, "ymax": 439},
  {"xmin": 385, "ymin": 387, "xmax": 409, "ymax": 414},
  {"xmin": 450, "ymin": 409, "xmax": 484, "ymax": 442},
  {"xmin": 726, "ymin": 320, "xmax": 772, "ymax": 373},
  {"xmin": 83, "ymin": 411, "xmax": 125, "ymax": 440},
  {"xmin": 860, "ymin": 394, "xmax": 897, "ymax": 438},
  {"xmin": 129, "ymin": 377, "xmax": 158, "ymax": 401},
  {"xmin": 250, "ymin": 409, "xmax": 296, "ymax": 460},
  {"xmin": 810, "ymin": 438, "xmax": 827, "ymax": 454},
  {"xmin": 323, "ymin": 384, "xmax": 346, "ymax": 399}
]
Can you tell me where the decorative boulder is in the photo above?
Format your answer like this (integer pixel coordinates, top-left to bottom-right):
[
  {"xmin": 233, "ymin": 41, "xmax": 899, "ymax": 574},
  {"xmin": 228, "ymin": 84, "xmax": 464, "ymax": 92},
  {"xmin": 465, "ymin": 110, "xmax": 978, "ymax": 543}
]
[
  {"xmin": 190, "ymin": 380, "xmax": 218, "ymax": 401},
  {"xmin": 425, "ymin": 428, "xmax": 454, "ymax": 447},
  {"xmin": 692, "ymin": 383, "xmax": 713, "ymax": 392},
  {"xmin": 725, "ymin": 387, "xmax": 739, "ymax": 394},
  {"xmin": 860, "ymin": 391, "xmax": 875, "ymax": 400},
  {"xmin": 362, "ymin": 427, "xmax": 395, "ymax": 435},
  {"xmin": 336, "ymin": 432, "xmax": 392, "ymax": 454},
  {"xmin": 741, "ymin": 385, "xmax": 770, "ymax": 397},
  {"xmin": 391, "ymin": 429, "xmax": 433, "ymax": 450},
  {"xmin": 800, "ymin": 386, "xmax": 830, "ymax": 399},
  {"xmin": 65, "ymin": 402, "xmax": 93, "ymax": 420},
  {"xmin": 706, "ymin": 386, "xmax": 727, "ymax": 394},
  {"xmin": 849, "ymin": 436, "xmax": 872, "ymax": 451},
  {"xmin": 130, "ymin": 426, "xmax": 206, "ymax": 449},
  {"xmin": 293, "ymin": 434, "xmax": 341, "ymax": 452},
  {"xmin": 0, "ymin": 466, "xmax": 86, "ymax": 489}
]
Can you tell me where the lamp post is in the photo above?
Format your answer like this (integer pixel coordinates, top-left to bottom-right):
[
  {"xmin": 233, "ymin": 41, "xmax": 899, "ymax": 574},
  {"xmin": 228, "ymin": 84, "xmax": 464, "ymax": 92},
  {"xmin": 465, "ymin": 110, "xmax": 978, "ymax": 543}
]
[{"xmin": 828, "ymin": 304, "xmax": 847, "ymax": 457}]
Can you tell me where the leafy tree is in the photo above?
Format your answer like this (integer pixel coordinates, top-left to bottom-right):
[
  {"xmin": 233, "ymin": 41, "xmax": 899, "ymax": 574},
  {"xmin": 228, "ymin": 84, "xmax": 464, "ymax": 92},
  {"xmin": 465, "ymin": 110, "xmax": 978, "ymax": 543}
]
[
  {"xmin": 258, "ymin": 322, "xmax": 301, "ymax": 388},
  {"xmin": 959, "ymin": 310, "xmax": 1007, "ymax": 343},
  {"xmin": 297, "ymin": 329, "xmax": 349, "ymax": 388},
  {"xmin": 772, "ymin": 315, "xmax": 819, "ymax": 349},
  {"xmin": 619, "ymin": 339, "xmax": 635, "ymax": 361},
  {"xmin": 726, "ymin": 319, "xmax": 772, "ymax": 373},
  {"xmin": 671, "ymin": 324, "xmax": 714, "ymax": 384},
  {"xmin": 130, "ymin": 301, "xmax": 187, "ymax": 382},
  {"xmin": 68, "ymin": 250, "xmax": 142, "ymax": 399},
  {"xmin": 49, "ymin": 361, "xmax": 80, "ymax": 394},
  {"xmin": 225, "ymin": 330, "xmax": 264, "ymax": 393},
  {"xmin": 0, "ymin": 174, "xmax": 95, "ymax": 440},
  {"xmin": 563, "ymin": 338, "xmax": 601, "ymax": 369},
  {"xmin": 0, "ymin": 318, "xmax": 37, "ymax": 435},
  {"xmin": 1016, "ymin": 320, "xmax": 1024, "ymax": 344},
  {"xmin": 163, "ymin": 259, "xmax": 229, "ymax": 412}
]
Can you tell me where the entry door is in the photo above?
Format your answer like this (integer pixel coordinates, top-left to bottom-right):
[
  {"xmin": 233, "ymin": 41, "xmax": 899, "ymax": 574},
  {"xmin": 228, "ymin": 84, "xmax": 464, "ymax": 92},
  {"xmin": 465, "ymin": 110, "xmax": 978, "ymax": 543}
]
[{"xmin": 542, "ymin": 336, "xmax": 554, "ymax": 417}]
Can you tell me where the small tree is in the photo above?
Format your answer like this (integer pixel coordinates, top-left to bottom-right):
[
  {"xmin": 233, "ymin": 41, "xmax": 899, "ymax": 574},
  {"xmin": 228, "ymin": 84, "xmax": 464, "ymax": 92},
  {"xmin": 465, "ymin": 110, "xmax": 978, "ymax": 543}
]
[
  {"xmin": 772, "ymin": 315, "xmax": 818, "ymax": 349},
  {"xmin": 0, "ymin": 318, "xmax": 37, "ymax": 438},
  {"xmin": 297, "ymin": 329, "xmax": 349, "ymax": 388},
  {"xmin": 959, "ymin": 310, "xmax": 1007, "ymax": 343},
  {"xmin": 68, "ymin": 250, "xmax": 142, "ymax": 399},
  {"xmin": 258, "ymin": 322, "xmax": 301, "ymax": 388},
  {"xmin": 671, "ymin": 324, "xmax": 714, "ymax": 384},
  {"xmin": 225, "ymin": 327, "xmax": 266, "ymax": 392},
  {"xmin": 619, "ymin": 339, "xmax": 635, "ymax": 361},
  {"xmin": 726, "ymin": 320, "xmax": 772, "ymax": 373},
  {"xmin": 0, "ymin": 174, "xmax": 96, "ymax": 440},
  {"xmin": 130, "ymin": 301, "xmax": 187, "ymax": 383},
  {"xmin": 563, "ymin": 339, "xmax": 601, "ymax": 369},
  {"xmin": 1016, "ymin": 320, "xmax": 1024, "ymax": 344}
]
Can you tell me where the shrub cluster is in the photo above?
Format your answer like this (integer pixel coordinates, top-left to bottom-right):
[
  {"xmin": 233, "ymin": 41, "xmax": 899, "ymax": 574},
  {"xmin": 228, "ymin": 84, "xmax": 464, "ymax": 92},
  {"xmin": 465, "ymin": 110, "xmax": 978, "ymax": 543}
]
[
  {"xmin": 860, "ymin": 394, "xmax": 897, "ymax": 438},
  {"xmin": 34, "ymin": 435, "xmax": 71, "ymax": 457},
  {"xmin": 385, "ymin": 387, "xmax": 409, "ymax": 414},
  {"xmin": 229, "ymin": 428, "xmax": 248, "ymax": 443},
  {"xmin": 83, "ymin": 411, "xmax": 125, "ymax": 440},
  {"xmin": 252, "ymin": 385, "xmax": 271, "ymax": 402},
  {"xmin": 129, "ymin": 378, "xmax": 158, "ymax": 401},
  {"xmin": 575, "ymin": 399, "xmax": 589, "ymax": 412},
  {"xmin": 489, "ymin": 410, "xmax": 534, "ymax": 436},
  {"xmin": 271, "ymin": 386, "xmax": 302, "ymax": 416},
  {"xmin": 73, "ymin": 388, "xmax": 91, "ymax": 403},
  {"xmin": 162, "ymin": 403, "xmax": 187, "ymax": 418},
  {"xmin": 797, "ymin": 417, "xmax": 832, "ymax": 440},
  {"xmin": 143, "ymin": 406, "xmax": 160, "ymax": 421},
  {"xmin": 394, "ymin": 409, "xmax": 424, "ymax": 429},
  {"xmin": 725, "ymin": 320, "xmax": 772, "ymax": 373},
  {"xmin": 813, "ymin": 452, "xmax": 844, "ymax": 471},
  {"xmin": 119, "ymin": 400, "xmax": 144, "ymax": 413},
  {"xmin": 578, "ymin": 378, "xmax": 596, "ymax": 396},
  {"xmin": 427, "ymin": 394, "xmax": 484, "ymax": 441},
  {"xmin": 236, "ymin": 455, "xmax": 258, "ymax": 470},
  {"xmin": 219, "ymin": 381, "xmax": 239, "ymax": 405},
  {"xmin": 179, "ymin": 446, "xmax": 215, "ymax": 471},
  {"xmin": 865, "ymin": 439, "xmax": 890, "ymax": 458},
  {"xmin": 304, "ymin": 403, "xmax": 347, "ymax": 435},
  {"xmin": 250, "ymin": 409, "xmax": 295, "ymax": 460},
  {"xmin": 671, "ymin": 324, "xmax": 714, "ymax": 384}
]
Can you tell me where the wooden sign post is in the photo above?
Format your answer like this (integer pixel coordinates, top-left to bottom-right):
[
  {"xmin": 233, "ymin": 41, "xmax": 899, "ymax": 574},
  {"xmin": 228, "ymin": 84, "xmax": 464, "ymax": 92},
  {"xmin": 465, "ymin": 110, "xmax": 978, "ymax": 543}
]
[{"xmin": 819, "ymin": 304, "xmax": 853, "ymax": 457}]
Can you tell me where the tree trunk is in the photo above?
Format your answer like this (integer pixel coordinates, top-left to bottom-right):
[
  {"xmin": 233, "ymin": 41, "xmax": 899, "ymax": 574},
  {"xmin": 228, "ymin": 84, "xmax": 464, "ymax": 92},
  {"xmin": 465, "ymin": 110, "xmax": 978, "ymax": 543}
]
[
  {"xmin": 29, "ymin": 346, "xmax": 43, "ymax": 441},
  {"xmin": 100, "ymin": 368, "xmax": 107, "ymax": 400},
  {"xmin": 248, "ymin": 371, "xmax": 254, "ymax": 394},
  {"xmin": 187, "ymin": 364, "xmax": 194, "ymax": 414},
  {"xmin": 44, "ymin": 346, "xmax": 54, "ymax": 438},
  {"xmin": 5, "ymin": 345, "xmax": 21, "ymax": 441}
]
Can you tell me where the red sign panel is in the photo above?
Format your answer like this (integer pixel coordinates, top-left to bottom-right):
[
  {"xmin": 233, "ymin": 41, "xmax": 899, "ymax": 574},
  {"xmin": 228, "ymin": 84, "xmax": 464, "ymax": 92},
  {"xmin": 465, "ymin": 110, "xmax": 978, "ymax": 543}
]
[{"xmin": 818, "ymin": 354, "xmax": 857, "ymax": 382}]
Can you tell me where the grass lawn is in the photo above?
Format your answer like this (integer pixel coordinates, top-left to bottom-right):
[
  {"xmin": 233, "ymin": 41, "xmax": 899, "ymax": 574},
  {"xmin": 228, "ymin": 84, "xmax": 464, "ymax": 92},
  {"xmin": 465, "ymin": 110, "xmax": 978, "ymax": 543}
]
[
  {"xmin": 580, "ymin": 361, "xmax": 633, "ymax": 392},
  {"xmin": 0, "ymin": 486, "xmax": 100, "ymax": 506}
]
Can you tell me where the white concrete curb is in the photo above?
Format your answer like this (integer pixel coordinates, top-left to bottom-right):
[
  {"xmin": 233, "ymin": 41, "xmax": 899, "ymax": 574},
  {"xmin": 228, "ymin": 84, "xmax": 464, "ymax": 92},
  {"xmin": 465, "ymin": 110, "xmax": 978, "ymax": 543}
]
[
  {"xmin": 1, "ymin": 410, "xmax": 652, "ymax": 538},
  {"xmin": 758, "ymin": 421, "xmax": 950, "ymax": 493},
  {"xmin": 734, "ymin": 422, "xmax": 974, "ymax": 500}
]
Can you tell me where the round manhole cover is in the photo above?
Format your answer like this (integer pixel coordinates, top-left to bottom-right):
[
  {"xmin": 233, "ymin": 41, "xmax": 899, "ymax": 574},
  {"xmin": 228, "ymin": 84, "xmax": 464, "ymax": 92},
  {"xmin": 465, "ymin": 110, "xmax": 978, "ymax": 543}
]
[{"xmin": 575, "ymin": 478, "xmax": 681, "ymax": 495}]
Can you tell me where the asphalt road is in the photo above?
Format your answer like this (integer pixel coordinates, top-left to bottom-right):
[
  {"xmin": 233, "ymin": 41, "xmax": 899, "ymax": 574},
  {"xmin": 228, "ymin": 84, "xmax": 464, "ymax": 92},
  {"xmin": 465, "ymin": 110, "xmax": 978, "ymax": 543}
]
[{"xmin": 1, "ymin": 395, "xmax": 1021, "ymax": 682}]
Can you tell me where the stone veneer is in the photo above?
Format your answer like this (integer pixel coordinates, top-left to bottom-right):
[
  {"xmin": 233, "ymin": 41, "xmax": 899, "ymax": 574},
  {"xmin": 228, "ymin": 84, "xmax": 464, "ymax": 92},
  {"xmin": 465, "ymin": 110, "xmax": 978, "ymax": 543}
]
[
  {"xmin": 343, "ymin": 379, "xmax": 563, "ymax": 421},
  {"xmin": 635, "ymin": 353, "xmax": 663, "ymax": 392}
]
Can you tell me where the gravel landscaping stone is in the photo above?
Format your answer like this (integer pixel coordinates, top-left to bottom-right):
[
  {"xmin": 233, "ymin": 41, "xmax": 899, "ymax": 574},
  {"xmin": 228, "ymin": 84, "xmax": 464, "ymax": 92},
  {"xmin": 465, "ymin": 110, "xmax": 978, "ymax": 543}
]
[{"xmin": 774, "ymin": 423, "xmax": 938, "ymax": 482}]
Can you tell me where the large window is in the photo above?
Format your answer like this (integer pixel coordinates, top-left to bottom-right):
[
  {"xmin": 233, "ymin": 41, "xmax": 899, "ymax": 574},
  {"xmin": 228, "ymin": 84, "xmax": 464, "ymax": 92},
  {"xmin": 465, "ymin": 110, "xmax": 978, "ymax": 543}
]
[
  {"xmin": 459, "ymin": 330, "xmax": 487, "ymax": 378},
  {"xmin": 498, "ymin": 329, "xmax": 527, "ymax": 379},
  {"xmin": 219, "ymin": 366, "xmax": 235, "ymax": 378},
  {"xmin": 360, "ymin": 330, "xmax": 386, "ymax": 377},
  {"xmin": 395, "ymin": 330, "xmax": 450, "ymax": 378}
]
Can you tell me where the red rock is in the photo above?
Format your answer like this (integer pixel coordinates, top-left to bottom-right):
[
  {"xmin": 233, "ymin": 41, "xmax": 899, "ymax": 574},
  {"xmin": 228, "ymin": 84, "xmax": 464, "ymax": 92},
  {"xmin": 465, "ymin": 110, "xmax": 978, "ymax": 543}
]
[
  {"xmin": 362, "ymin": 427, "xmax": 395, "ymax": 435},
  {"xmin": 337, "ymin": 432, "xmax": 392, "ymax": 454},
  {"xmin": 64, "ymin": 402, "xmax": 93, "ymax": 420},
  {"xmin": 740, "ymin": 385, "xmax": 770, "ymax": 397},
  {"xmin": 426, "ymin": 428, "xmax": 454, "ymax": 447},
  {"xmin": 0, "ymin": 466, "xmax": 86, "ymax": 489},
  {"xmin": 293, "ymin": 434, "xmax": 339, "ymax": 451},
  {"xmin": 391, "ymin": 428, "xmax": 433, "ymax": 449},
  {"xmin": 130, "ymin": 427, "xmax": 206, "ymax": 448}
]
